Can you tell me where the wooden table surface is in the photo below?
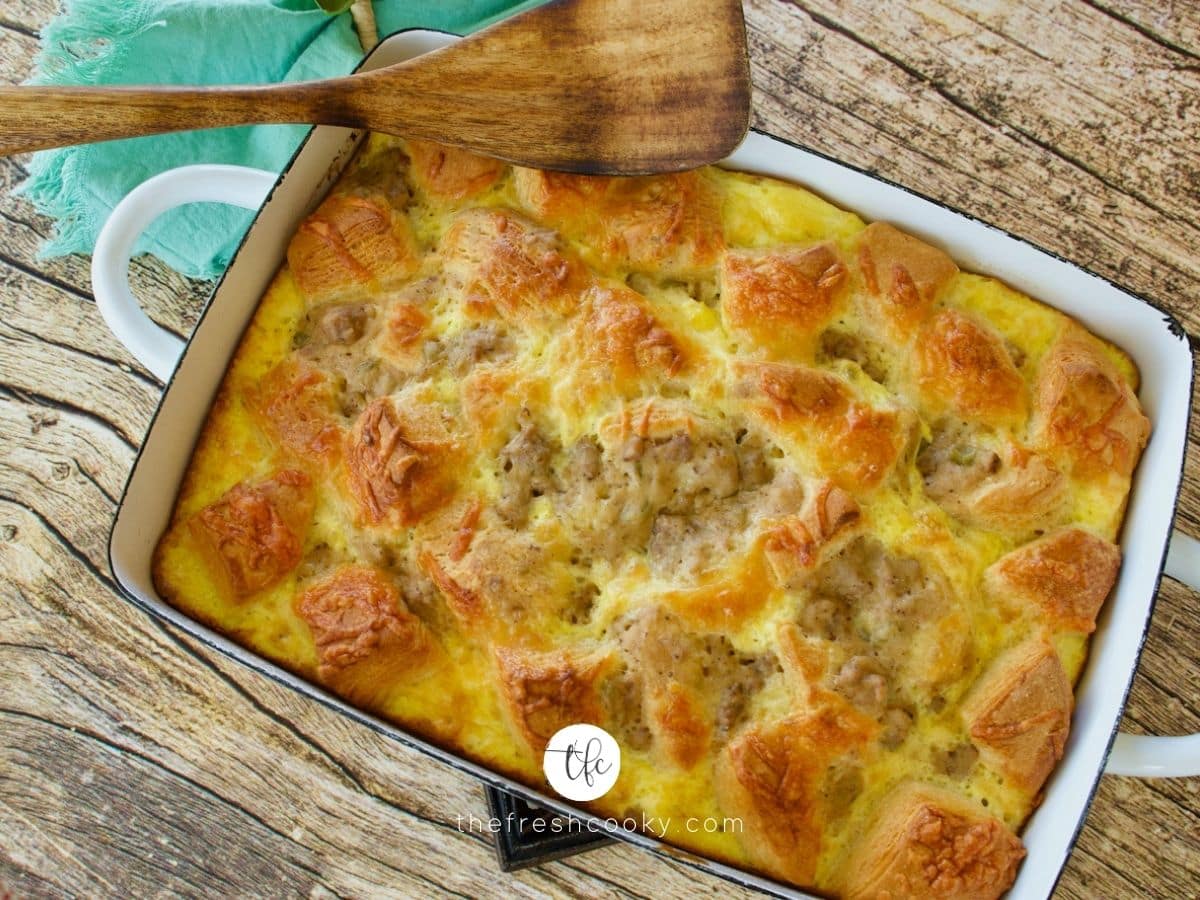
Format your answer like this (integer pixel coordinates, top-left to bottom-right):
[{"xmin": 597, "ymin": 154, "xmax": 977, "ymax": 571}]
[{"xmin": 2, "ymin": 1, "xmax": 1198, "ymax": 897}]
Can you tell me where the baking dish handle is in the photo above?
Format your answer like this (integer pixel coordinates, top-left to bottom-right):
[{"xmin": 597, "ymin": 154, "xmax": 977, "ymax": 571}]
[
  {"xmin": 1105, "ymin": 529, "xmax": 1200, "ymax": 777},
  {"xmin": 91, "ymin": 164, "xmax": 276, "ymax": 382}
]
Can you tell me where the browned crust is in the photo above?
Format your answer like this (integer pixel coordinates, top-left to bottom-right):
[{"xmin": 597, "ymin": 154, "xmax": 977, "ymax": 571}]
[
  {"xmin": 188, "ymin": 469, "xmax": 314, "ymax": 601},
  {"xmin": 567, "ymin": 284, "xmax": 687, "ymax": 397},
  {"xmin": 287, "ymin": 193, "xmax": 418, "ymax": 302},
  {"xmin": 493, "ymin": 646, "xmax": 616, "ymax": 754},
  {"xmin": 344, "ymin": 396, "xmax": 459, "ymax": 527},
  {"xmin": 440, "ymin": 207, "xmax": 590, "ymax": 324},
  {"xmin": 762, "ymin": 480, "xmax": 862, "ymax": 586},
  {"xmin": 715, "ymin": 707, "xmax": 875, "ymax": 886},
  {"xmin": 249, "ymin": 358, "xmax": 344, "ymax": 464},
  {"xmin": 720, "ymin": 242, "xmax": 847, "ymax": 357},
  {"xmin": 513, "ymin": 167, "xmax": 724, "ymax": 277},
  {"xmin": 837, "ymin": 781, "xmax": 1025, "ymax": 900},
  {"xmin": 737, "ymin": 361, "xmax": 910, "ymax": 489},
  {"xmin": 857, "ymin": 222, "xmax": 958, "ymax": 335},
  {"xmin": 916, "ymin": 309, "xmax": 1026, "ymax": 424},
  {"xmin": 986, "ymin": 527, "xmax": 1121, "ymax": 633},
  {"xmin": 404, "ymin": 139, "xmax": 504, "ymax": 202},
  {"xmin": 1032, "ymin": 328, "xmax": 1150, "ymax": 478},
  {"xmin": 294, "ymin": 565, "xmax": 434, "ymax": 707},
  {"xmin": 961, "ymin": 639, "xmax": 1073, "ymax": 794}
]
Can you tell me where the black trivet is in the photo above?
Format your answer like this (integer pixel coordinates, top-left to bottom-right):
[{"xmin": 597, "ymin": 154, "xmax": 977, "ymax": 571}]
[{"xmin": 483, "ymin": 786, "xmax": 613, "ymax": 871}]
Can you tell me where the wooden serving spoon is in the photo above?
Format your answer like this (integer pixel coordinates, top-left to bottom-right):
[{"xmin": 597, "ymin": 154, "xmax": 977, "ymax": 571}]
[{"xmin": 0, "ymin": 0, "xmax": 751, "ymax": 175}]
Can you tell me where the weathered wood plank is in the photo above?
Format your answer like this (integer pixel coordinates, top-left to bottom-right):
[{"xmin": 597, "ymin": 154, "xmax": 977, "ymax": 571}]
[
  {"xmin": 794, "ymin": 0, "xmax": 1200, "ymax": 232},
  {"xmin": 0, "ymin": 18, "xmax": 36, "ymax": 79},
  {"xmin": 1, "ymin": 711, "xmax": 333, "ymax": 898},
  {"xmin": 0, "ymin": 322, "xmax": 157, "ymax": 446},
  {"xmin": 0, "ymin": 0, "xmax": 56, "ymax": 39},
  {"xmin": 1086, "ymin": 0, "xmax": 1200, "ymax": 56}
]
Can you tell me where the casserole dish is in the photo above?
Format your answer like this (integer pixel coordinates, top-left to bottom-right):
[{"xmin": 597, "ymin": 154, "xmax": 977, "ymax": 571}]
[{"xmin": 98, "ymin": 29, "xmax": 1200, "ymax": 899}]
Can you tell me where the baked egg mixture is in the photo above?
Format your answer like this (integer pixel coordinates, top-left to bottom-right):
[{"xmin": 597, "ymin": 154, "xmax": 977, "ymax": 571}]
[{"xmin": 154, "ymin": 134, "xmax": 1149, "ymax": 898}]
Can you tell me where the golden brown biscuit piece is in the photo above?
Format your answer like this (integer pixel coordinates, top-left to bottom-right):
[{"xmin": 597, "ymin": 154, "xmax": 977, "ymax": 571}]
[
  {"xmin": 857, "ymin": 222, "xmax": 958, "ymax": 335},
  {"xmin": 251, "ymin": 359, "xmax": 344, "ymax": 463},
  {"xmin": 404, "ymin": 139, "xmax": 504, "ymax": 202},
  {"xmin": 287, "ymin": 193, "xmax": 419, "ymax": 301},
  {"xmin": 513, "ymin": 168, "xmax": 724, "ymax": 277},
  {"xmin": 962, "ymin": 639, "xmax": 1073, "ymax": 794},
  {"xmin": 189, "ymin": 469, "xmax": 314, "ymax": 600},
  {"xmin": 494, "ymin": 646, "xmax": 616, "ymax": 755},
  {"xmin": 838, "ymin": 781, "xmax": 1025, "ymax": 900},
  {"xmin": 440, "ymin": 207, "xmax": 589, "ymax": 324},
  {"xmin": 568, "ymin": 283, "xmax": 686, "ymax": 393},
  {"xmin": 715, "ymin": 707, "xmax": 874, "ymax": 886},
  {"xmin": 916, "ymin": 309, "xmax": 1027, "ymax": 424},
  {"xmin": 1032, "ymin": 329, "xmax": 1149, "ymax": 479},
  {"xmin": 986, "ymin": 527, "xmax": 1121, "ymax": 632},
  {"xmin": 720, "ymin": 242, "xmax": 848, "ymax": 359},
  {"xmin": 294, "ymin": 565, "xmax": 433, "ymax": 706},
  {"xmin": 344, "ymin": 394, "xmax": 459, "ymax": 527},
  {"xmin": 738, "ymin": 361, "xmax": 911, "ymax": 490}
]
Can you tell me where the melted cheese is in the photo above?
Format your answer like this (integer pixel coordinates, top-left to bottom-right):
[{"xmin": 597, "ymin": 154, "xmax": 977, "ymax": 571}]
[{"xmin": 153, "ymin": 134, "xmax": 1147, "ymax": 897}]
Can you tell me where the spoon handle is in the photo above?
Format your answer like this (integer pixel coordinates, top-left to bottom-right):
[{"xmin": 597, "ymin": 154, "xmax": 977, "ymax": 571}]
[{"xmin": 0, "ymin": 81, "xmax": 365, "ymax": 156}]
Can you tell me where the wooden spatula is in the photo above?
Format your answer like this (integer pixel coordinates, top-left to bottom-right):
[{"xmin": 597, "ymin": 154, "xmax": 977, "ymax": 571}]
[{"xmin": 0, "ymin": 0, "xmax": 751, "ymax": 174}]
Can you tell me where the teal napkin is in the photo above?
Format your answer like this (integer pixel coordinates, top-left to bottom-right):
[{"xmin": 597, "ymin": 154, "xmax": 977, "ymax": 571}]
[{"xmin": 16, "ymin": 0, "xmax": 541, "ymax": 280}]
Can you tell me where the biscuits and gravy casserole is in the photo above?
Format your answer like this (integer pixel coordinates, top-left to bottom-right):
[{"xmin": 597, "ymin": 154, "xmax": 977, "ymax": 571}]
[{"xmin": 153, "ymin": 134, "xmax": 1150, "ymax": 898}]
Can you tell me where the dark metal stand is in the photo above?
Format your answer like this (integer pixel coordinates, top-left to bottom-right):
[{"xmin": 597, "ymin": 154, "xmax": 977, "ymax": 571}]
[{"xmin": 483, "ymin": 786, "xmax": 613, "ymax": 871}]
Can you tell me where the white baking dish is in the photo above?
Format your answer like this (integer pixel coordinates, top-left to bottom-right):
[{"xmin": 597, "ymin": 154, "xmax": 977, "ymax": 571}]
[{"xmin": 96, "ymin": 29, "xmax": 1200, "ymax": 899}]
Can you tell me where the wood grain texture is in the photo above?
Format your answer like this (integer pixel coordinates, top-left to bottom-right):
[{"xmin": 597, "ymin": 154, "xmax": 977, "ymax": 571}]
[
  {"xmin": 0, "ymin": 0, "xmax": 751, "ymax": 175},
  {"xmin": 0, "ymin": 2, "xmax": 1197, "ymax": 898}
]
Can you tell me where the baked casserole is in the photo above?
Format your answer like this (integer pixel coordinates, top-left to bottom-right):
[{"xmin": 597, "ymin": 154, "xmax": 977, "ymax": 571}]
[{"xmin": 153, "ymin": 135, "xmax": 1150, "ymax": 898}]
